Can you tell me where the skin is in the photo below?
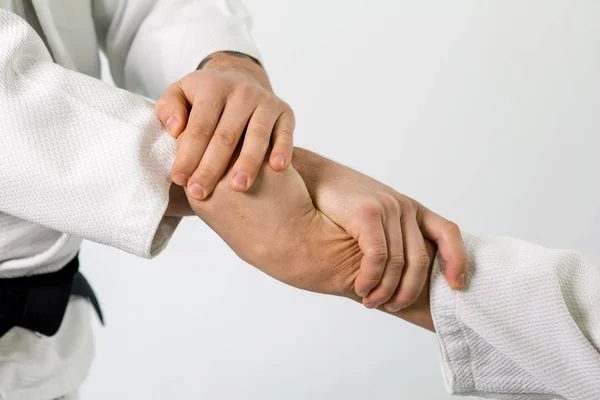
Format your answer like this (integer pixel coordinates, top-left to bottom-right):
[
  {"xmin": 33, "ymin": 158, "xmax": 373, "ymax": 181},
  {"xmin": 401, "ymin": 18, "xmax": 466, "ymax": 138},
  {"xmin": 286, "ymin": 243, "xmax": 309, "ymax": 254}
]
[
  {"xmin": 166, "ymin": 147, "xmax": 467, "ymax": 313},
  {"xmin": 186, "ymin": 156, "xmax": 440, "ymax": 332},
  {"xmin": 293, "ymin": 149, "xmax": 467, "ymax": 312},
  {"xmin": 159, "ymin": 52, "xmax": 467, "ymax": 312},
  {"xmin": 155, "ymin": 52, "xmax": 294, "ymax": 198}
]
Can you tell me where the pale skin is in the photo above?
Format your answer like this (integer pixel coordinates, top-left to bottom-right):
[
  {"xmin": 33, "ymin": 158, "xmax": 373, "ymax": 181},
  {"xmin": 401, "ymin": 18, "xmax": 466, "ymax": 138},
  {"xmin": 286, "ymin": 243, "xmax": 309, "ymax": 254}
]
[
  {"xmin": 167, "ymin": 147, "xmax": 462, "ymax": 323},
  {"xmin": 184, "ymin": 152, "xmax": 438, "ymax": 331},
  {"xmin": 159, "ymin": 51, "xmax": 468, "ymax": 312}
]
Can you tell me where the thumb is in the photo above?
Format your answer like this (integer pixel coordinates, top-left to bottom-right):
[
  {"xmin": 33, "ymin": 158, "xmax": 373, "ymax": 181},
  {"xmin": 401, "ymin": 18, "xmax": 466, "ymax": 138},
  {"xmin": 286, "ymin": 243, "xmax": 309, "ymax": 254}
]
[{"xmin": 416, "ymin": 204, "xmax": 468, "ymax": 290}]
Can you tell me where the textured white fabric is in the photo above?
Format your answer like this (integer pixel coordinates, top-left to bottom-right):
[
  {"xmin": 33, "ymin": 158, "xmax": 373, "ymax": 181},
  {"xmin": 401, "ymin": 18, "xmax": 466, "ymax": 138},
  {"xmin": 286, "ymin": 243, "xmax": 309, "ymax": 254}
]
[
  {"xmin": 0, "ymin": 1, "xmax": 72, "ymax": 277},
  {"xmin": 0, "ymin": 9, "xmax": 179, "ymax": 266},
  {"xmin": 431, "ymin": 234, "xmax": 600, "ymax": 400},
  {"xmin": 0, "ymin": 2, "xmax": 262, "ymax": 398},
  {"xmin": 93, "ymin": 0, "xmax": 263, "ymax": 98},
  {"xmin": 0, "ymin": 8, "xmax": 177, "ymax": 400},
  {"xmin": 0, "ymin": 299, "xmax": 93, "ymax": 400}
]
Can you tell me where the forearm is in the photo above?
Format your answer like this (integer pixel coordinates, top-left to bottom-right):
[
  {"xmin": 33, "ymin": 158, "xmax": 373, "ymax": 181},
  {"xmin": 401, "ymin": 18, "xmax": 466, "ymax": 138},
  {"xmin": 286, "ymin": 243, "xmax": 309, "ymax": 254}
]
[
  {"xmin": 292, "ymin": 147, "xmax": 334, "ymax": 193},
  {"xmin": 293, "ymin": 147, "xmax": 389, "ymax": 202},
  {"xmin": 199, "ymin": 51, "xmax": 272, "ymax": 91}
]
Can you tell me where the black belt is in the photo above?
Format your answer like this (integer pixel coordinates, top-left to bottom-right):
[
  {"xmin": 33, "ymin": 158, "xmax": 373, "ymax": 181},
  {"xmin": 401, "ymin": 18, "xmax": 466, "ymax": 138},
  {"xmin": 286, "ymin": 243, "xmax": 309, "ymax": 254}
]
[{"xmin": 0, "ymin": 255, "xmax": 103, "ymax": 338}]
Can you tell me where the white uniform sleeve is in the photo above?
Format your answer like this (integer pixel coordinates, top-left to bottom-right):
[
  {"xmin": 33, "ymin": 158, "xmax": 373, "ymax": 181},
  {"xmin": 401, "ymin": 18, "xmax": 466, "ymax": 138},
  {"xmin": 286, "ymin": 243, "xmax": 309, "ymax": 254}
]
[
  {"xmin": 430, "ymin": 233, "xmax": 600, "ymax": 400},
  {"xmin": 0, "ymin": 10, "xmax": 180, "ymax": 258},
  {"xmin": 92, "ymin": 0, "xmax": 262, "ymax": 99}
]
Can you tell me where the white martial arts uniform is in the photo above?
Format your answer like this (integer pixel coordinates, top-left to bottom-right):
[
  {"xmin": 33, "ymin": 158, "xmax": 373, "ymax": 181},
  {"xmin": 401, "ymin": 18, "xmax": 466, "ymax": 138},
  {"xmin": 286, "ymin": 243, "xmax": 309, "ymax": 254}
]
[
  {"xmin": 1, "ymin": 4, "xmax": 599, "ymax": 400},
  {"xmin": 431, "ymin": 234, "xmax": 600, "ymax": 400},
  {"xmin": 0, "ymin": 1, "xmax": 260, "ymax": 399}
]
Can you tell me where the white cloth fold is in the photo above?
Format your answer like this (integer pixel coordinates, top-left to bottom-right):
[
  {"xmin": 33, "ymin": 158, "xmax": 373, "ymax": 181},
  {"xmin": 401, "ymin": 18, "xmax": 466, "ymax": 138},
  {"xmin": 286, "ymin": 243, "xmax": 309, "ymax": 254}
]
[
  {"xmin": 431, "ymin": 233, "xmax": 600, "ymax": 400},
  {"xmin": 0, "ymin": 10, "xmax": 180, "ymax": 268},
  {"xmin": 0, "ymin": 1, "xmax": 263, "ymax": 397}
]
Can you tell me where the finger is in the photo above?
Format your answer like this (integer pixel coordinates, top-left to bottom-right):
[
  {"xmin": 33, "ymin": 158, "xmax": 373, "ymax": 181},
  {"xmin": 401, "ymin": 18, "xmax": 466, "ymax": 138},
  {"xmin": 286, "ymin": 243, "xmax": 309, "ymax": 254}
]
[
  {"xmin": 188, "ymin": 96, "xmax": 256, "ymax": 198},
  {"xmin": 171, "ymin": 94, "xmax": 225, "ymax": 189},
  {"xmin": 228, "ymin": 101, "xmax": 280, "ymax": 191},
  {"xmin": 353, "ymin": 203, "xmax": 388, "ymax": 298},
  {"xmin": 155, "ymin": 83, "xmax": 189, "ymax": 138},
  {"xmin": 417, "ymin": 204, "xmax": 468, "ymax": 290},
  {"xmin": 362, "ymin": 203, "xmax": 404, "ymax": 309},
  {"xmin": 268, "ymin": 108, "xmax": 295, "ymax": 171},
  {"xmin": 384, "ymin": 215, "xmax": 430, "ymax": 312}
]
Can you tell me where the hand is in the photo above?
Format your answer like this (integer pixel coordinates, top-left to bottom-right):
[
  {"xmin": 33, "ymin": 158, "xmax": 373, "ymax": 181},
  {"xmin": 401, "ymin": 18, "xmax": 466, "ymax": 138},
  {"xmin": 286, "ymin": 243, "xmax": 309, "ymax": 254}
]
[
  {"xmin": 189, "ymin": 156, "xmax": 436, "ymax": 331},
  {"xmin": 155, "ymin": 51, "xmax": 295, "ymax": 200},
  {"xmin": 189, "ymin": 161, "xmax": 363, "ymax": 297},
  {"xmin": 293, "ymin": 148, "xmax": 467, "ymax": 313}
]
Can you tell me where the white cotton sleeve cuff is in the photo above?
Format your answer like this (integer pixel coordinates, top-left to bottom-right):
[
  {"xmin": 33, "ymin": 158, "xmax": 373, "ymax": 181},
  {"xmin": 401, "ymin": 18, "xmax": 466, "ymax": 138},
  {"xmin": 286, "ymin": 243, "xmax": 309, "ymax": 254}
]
[
  {"xmin": 0, "ymin": 10, "xmax": 180, "ymax": 259},
  {"xmin": 430, "ymin": 233, "xmax": 600, "ymax": 400},
  {"xmin": 117, "ymin": 130, "xmax": 181, "ymax": 258}
]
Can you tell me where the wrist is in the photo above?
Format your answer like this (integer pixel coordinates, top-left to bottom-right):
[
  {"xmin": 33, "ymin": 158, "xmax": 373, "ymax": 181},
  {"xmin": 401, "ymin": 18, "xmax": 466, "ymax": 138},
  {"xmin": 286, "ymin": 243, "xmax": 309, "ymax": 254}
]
[
  {"xmin": 292, "ymin": 147, "xmax": 330, "ymax": 197},
  {"xmin": 198, "ymin": 51, "xmax": 272, "ymax": 91}
]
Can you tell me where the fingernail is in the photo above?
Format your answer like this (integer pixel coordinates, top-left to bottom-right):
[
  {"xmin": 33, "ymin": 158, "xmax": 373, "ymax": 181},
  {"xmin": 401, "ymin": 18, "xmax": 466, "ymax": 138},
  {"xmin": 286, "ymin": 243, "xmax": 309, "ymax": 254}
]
[
  {"xmin": 189, "ymin": 183, "xmax": 205, "ymax": 199},
  {"xmin": 454, "ymin": 273, "xmax": 466, "ymax": 289},
  {"xmin": 173, "ymin": 173, "xmax": 188, "ymax": 186},
  {"xmin": 166, "ymin": 116, "xmax": 179, "ymax": 134},
  {"xmin": 385, "ymin": 304, "xmax": 403, "ymax": 313},
  {"xmin": 232, "ymin": 172, "xmax": 248, "ymax": 189},
  {"xmin": 363, "ymin": 301, "xmax": 379, "ymax": 309},
  {"xmin": 357, "ymin": 289, "xmax": 368, "ymax": 298},
  {"xmin": 273, "ymin": 154, "xmax": 286, "ymax": 168}
]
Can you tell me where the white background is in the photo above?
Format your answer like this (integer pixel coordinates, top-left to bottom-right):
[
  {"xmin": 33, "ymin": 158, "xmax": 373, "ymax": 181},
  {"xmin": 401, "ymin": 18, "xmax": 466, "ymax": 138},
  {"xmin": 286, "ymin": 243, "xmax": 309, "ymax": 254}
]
[{"xmin": 82, "ymin": 1, "xmax": 600, "ymax": 399}]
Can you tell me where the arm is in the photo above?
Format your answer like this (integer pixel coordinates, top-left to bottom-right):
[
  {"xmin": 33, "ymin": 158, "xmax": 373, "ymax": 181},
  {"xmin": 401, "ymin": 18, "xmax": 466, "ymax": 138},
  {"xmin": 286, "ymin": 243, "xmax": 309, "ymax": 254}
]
[
  {"xmin": 293, "ymin": 147, "xmax": 468, "ymax": 307},
  {"xmin": 93, "ymin": 0, "xmax": 295, "ymax": 201},
  {"xmin": 92, "ymin": 0, "xmax": 262, "ymax": 99},
  {"xmin": 0, "ymin": 10, "xmax": 182, "ymax": 258},
  {"xmin": 296, "ymin": 149, "xmax": 600, "ymax": 399},
  {"xmin": 187, "ymin": 148, "xmax": 600, "ymax": 399},
  {"xmin": 429, "ymin": 234, "xmax": 600, "ymax": 399}
]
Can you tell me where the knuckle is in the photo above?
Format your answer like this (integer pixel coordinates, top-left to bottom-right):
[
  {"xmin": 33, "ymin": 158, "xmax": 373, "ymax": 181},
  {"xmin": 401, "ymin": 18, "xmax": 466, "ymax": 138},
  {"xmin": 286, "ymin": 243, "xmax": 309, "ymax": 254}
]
[
  {"xmin": 275, "ymin": 123, "xmax": 295, "ymax": 140},
  {"xmin": 378, "ymin": 193, "xmax": 398, "ymax": 210},
  {"xmin": 174, "ymin": 152, "xmax": 198, "ymax": 171},
  {"xmin": 280, "ymin": 106, "xmax": 296, "ymax": 125},
  {"xmin": 249, "ymin": 121, "xmax": 272, "ymax": 140},
  {"xmin": 378, "ymin": 288, "xmax": 396, "ymax": 304},
  {"xmin": 154, "ymin": 97, "xmax": 168, "ymax": 113},
  {"xmin": 280, "ymin": 100, "xmax": 293, "ymax": 112},
  {"xmin": 445, "ymin": 220, "xmax": 462, "ymax": 235},
  {"xmin": 361, "ymin": 275, "xmax": 381, "ymax": 289},
  {"xmin": 235, "ymin": 83, "xmax": 256, "ymax": 100},
  {"xmin": 358, "ymin": 201, "xmax": 383, "ymax": 220},
  {"xmin": 203, "ymin": 75, "xmax": 223, "ymax": 92},
  {"xmin": 277, "ymin": 129, "xmax": 294, "ymax": 140},
  {"xmin": 173, "ymin": 162, "xmax": 192, "ymax": 176},
  {"xmin": 407, "ymin": 248, "xmax": 431, "ymax": 269},
  {"xmin": 369, "ymin": 292, "xmax": 392, "ymax": 306},
  {"xmin": 262, "ymin": 95, "xmax": 279, "ymax": 109},
  {"xmin": 194, "ymin": 169, "xmax": 217, "ymax": 187},
  {"xmin": 386, "ymin": 254, "xmax": 406, "ymax": 269},
  {"xmin": 395, "ymin": 290, "xmax": 419, "ymax": 308},
  {"xmin": 189, "ymin": 122, "xmax": 214, "ymax": 140},
  {"xmin": 237, "ymin": 154, "xmax": 263, "ymax": 172},
  {"xmin": 398, "ymin": 198, "xmax": 414, "ymax": 216},
  {"xmin": 365, "ymin": 249, "xmax": 388, "ymax": 267},
  {"xmin": 215, "ymin": 127, "xmax": 238, "ymax": 147}
]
